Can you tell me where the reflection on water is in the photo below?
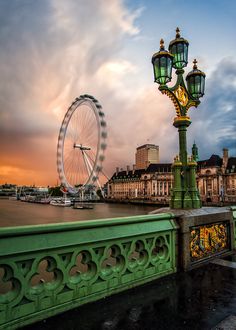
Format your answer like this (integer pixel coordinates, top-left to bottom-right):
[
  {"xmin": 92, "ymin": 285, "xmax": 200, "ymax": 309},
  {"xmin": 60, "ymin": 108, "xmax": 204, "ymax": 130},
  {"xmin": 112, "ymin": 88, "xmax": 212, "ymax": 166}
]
[{"xmin": 0, "ymin": 199, "xmax": 158, "ymax": 227}]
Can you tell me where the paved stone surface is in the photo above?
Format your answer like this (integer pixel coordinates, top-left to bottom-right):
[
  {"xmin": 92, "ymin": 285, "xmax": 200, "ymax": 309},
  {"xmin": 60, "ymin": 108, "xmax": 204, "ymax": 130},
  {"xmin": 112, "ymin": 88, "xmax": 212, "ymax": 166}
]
[
  {"xmin": 24, "ymin": 254, "xmax": 236, "ymax": 330},
  {"xmin": 150, "ymin": 206, "xmax": 231, "ymax": 216},
  {"xmin": 211, "ymin": 258, "xmax": 236, "ymax": 269},
  {"xmin": 212, "ymin": 315, "xmax": 236, "ymax": 330}
]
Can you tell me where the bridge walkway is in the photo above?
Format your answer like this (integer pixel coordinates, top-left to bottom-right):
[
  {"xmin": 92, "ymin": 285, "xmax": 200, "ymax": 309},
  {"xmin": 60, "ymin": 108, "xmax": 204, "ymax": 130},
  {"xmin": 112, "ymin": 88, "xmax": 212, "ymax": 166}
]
[{"xmin": 24, "ymin": 254, "xmax": 236, "ymax": 330}]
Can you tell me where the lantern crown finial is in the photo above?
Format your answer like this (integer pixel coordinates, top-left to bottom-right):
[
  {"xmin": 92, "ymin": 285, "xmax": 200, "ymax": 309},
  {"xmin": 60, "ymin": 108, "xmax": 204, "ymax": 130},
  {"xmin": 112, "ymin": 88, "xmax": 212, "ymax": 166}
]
[
  {"xmin": 160, "ymin": 38, "xmax": 165, "ymax": 50},
  {"xmin": 193, "ymin": 59, "xmax": 198, "ymax": 69},
  {"xmin": 176, "ymin": 27, "xmax": 180, "ymax": 38}
]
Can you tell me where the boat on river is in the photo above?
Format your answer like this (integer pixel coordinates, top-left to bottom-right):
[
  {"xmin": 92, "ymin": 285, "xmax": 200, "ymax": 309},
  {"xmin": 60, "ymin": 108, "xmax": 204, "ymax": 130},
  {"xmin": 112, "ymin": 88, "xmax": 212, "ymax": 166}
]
[
  {"xmin": 20, "ymin": 194, "xmax": 52, "ymax": 204},
  {"xmin": 50, "ymin": 198, "xmax": 72, "ymax": 207},
  {"xmin": 32, "ymin": 196, "xmax": 52, "ymax": 204},
  {"xmin": 73, "ymin": 203, "xmax": 94, "ymax": 210},
  {"xmin": 50, "ymin": 199, "xmax": 72, "ymax": 207}
]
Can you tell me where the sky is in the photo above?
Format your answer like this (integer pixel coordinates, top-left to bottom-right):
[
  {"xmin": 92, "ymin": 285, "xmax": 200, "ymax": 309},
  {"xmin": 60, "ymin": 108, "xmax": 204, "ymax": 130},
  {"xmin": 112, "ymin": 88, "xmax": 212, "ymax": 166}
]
[{"xmin": 0, "ymin": 0, "xmax": 235, "ymax": 186}]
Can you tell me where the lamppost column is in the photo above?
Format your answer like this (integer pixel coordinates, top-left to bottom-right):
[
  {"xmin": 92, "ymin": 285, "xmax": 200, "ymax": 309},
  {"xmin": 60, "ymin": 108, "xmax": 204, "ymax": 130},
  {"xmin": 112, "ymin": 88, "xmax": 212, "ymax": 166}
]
[
  {"xmin": 152, "ymin": 28, "xmax": 205, "ymax": 209},
  {"xmin": 171, "ymin": 156, "xmax": 183, "ymax": 208},
  {"xmin": 179, "ymin": 126, "xmax": 187, "ymax": 165},
  {"xmin": 188, "ymin": 157, "xmax": 201, "ymax": 208},
  {"xmin": 174, "ymin": 119, "xmax": 191, "ymax": 166},
  {"xmin": 173, "ymin": 117, "xmax": 191, "ymax": 194}
]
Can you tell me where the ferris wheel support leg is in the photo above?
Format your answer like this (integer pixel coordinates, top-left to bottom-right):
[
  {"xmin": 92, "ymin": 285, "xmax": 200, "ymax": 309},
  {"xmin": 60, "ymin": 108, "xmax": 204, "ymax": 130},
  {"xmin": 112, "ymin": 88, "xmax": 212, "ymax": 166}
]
[
  {"xmin": 83, "ymin": 151, "xmax": 105, "ymax": 198},
  {"xmin": 82, "ymin": 151, "xmax": 94, "ymax": 179},
  {"xmin": 96, "ymin": 176, "xmax": 105, "ymax": 198}
]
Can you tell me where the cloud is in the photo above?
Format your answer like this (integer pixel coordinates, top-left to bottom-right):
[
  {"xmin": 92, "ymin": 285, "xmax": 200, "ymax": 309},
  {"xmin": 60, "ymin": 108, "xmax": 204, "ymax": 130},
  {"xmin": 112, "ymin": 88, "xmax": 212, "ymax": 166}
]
[
  {"xmin": 105, "ymin": 56, "xmax": 236, "ymax": 174},
  {"xmin": 0, "ymin": 0, "xmax": 143, "ymax": 185},
  {"xmin": 1, "ymin": 0, "xmax": 234, "ymax": 187},
  {"xmin": 190, "ymin": 57, "xmax": 236, "ymax": 159}
]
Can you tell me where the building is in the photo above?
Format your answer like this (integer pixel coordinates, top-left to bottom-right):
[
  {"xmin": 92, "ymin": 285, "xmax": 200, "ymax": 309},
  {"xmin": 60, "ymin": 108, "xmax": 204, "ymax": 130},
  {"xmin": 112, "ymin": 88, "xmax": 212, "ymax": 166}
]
[
  {"xmin": 0, "ymin": 183, "xmax": 17, "ymax": 196},
  {"xmin": 197, "ymin": 148, "xmax": 236, "ymax": 203},
  {"xmin": 107, "ymin": 164, "xmax": 172, "ymax": 201},
  {"xmin": 107, "ymin": 147, "xmax": 236, "ymax": 204},
  {"xmin": 135, "ymin": 144, "xmax": 159, "ymax": 170}
]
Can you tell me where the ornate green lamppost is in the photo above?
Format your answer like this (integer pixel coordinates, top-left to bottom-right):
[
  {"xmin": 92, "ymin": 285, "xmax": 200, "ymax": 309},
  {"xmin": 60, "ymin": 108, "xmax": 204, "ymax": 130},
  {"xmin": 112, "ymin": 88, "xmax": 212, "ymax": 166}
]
[{"xmin": 152, "ymin": 28, "xmax": 206, "ymax": 209}]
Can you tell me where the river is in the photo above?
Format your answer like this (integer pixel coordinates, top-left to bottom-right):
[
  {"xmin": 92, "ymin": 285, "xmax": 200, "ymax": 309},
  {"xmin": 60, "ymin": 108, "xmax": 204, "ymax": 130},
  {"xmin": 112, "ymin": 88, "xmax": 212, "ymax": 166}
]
[{"xmin": 0, "ymin": 199, "xmax": 158, "ymax": 227}]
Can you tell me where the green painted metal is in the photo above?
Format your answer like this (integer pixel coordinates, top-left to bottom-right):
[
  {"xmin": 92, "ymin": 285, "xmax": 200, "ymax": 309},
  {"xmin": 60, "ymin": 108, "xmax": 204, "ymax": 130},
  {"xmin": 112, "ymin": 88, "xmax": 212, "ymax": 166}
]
[
  {"xmin": 171, "ymin": 157, "xmax": 183, "ymax": 209},
  {"xmin": 0, "ymin": 213, "xmax": 178, "ymax": 329},
  {"xmin": 160, "ymin": 71, "xmax": 202, "ymax": 209},
  {"xmin": 152, "ymin": 29, "xmax": 205, "ymax": 209},
  {"xmin": 231, "ymin": 206, "xmax": 236, "ymax": 249}
]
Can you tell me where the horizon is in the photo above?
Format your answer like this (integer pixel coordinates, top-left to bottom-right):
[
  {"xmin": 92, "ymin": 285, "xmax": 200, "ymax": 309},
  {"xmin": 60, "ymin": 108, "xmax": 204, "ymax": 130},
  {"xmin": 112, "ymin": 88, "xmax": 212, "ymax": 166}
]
[{"xmin": 1, "ymin": 145, "xmax": 234, "ymax": 188}]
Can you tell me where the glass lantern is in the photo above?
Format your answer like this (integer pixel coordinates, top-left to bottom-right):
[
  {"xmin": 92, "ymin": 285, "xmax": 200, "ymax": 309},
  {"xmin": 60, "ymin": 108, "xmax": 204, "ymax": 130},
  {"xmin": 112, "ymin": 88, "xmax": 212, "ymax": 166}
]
[
  {"xmin": 152, "ymin": 39, "xmax": 174, "ymax": 85},
  {"xmin": 169, "ymin": 27, "xmax": 189, "ymax": 70},
  {"xmin": 186, "ymin": 59, "xmax": 206, "ymax": 98}
]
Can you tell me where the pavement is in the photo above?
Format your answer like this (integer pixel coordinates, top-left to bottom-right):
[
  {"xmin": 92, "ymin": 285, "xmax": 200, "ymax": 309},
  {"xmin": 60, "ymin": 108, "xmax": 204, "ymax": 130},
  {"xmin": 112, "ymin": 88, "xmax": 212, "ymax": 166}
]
[{"xmin": 24, "ymin": 254, "xmax": 236, "ymax": 330}]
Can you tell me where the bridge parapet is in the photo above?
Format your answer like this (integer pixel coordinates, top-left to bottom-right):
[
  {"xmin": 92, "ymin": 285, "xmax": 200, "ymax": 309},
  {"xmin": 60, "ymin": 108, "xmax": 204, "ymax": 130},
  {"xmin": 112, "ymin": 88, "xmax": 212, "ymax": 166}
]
[
  {"xmin": 232, "ymin": 206, "xmax": 236, "ymax": 248},
  {"xmin": 0, "ymin": 213, "xmax": 178, "ymax": 329}
]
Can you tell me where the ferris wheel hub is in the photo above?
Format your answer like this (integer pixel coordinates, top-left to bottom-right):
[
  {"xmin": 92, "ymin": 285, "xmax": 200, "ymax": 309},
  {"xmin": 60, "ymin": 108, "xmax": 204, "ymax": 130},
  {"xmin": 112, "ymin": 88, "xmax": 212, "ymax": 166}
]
[{"xmin": 73, "ymin": 143, "xmax": 91, "ymax": 151}]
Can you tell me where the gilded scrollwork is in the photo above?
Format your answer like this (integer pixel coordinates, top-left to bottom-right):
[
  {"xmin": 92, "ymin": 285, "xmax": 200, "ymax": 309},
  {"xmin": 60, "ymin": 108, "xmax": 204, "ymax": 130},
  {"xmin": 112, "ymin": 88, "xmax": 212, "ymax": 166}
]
[
  {"xmin": 160, "ymin": 89, "xmax": 181, "ymax": 116},
  {"xmin": 160, "ymin": 84, "xmax": 199, "ymax": 118},
  {"xmin": 190, "ymin": 223, "xmax": 229, "ymax": 261},
  {"xmin": 174, "ymin": 85, "xmax": 188, "ymax": 107}
]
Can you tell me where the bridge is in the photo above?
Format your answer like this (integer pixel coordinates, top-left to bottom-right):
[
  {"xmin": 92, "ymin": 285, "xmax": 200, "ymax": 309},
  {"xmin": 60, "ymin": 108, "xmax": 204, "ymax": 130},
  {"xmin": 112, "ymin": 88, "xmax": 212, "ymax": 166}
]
[{"xmin": 0, "ymin": 206, "xmax": 236, "ymax": 329}]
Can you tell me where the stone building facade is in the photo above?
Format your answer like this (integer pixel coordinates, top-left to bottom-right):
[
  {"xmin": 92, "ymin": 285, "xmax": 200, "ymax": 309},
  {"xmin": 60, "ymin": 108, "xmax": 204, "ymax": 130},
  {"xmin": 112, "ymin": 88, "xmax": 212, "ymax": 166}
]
[
  {"xmin": 108, "ymin": 164, "xmax": 172, "ymax": 202},
  {"xmin": 197, "ymin": 149, "xmax": 236, "ymax": 203},
  {"xmin": 135, "ymin": 144, "xmax": 159, "ymax": 170},
  {"xmin": 107, "ymin": 148, "xmax": 236, "ymax": 204}
]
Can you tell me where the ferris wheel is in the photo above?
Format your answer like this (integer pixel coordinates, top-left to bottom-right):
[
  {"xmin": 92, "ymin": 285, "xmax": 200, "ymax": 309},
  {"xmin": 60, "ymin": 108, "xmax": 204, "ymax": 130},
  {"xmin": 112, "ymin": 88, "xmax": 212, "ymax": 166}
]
[{"xmin": 57, "ymin": 94, "xmax": 107, "ymax": 194}]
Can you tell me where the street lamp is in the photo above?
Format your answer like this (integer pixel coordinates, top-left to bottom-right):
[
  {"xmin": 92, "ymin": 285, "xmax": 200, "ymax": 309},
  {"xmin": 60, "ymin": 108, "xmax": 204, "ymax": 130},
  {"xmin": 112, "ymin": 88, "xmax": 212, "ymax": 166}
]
[
  {"xmin": 152, "ymin": 28, "xmax": 206, "ymax": 209},
  {"xmin": 186, "ymin": 59, "xmax": 206, "ymax": 99},
  {"xmin": 152, "ymin": 39, "xmax": 174, "ymax": 84},
  {"xmin": 169, "ymin": 27, "xmax": 189, "ymax": 69}
]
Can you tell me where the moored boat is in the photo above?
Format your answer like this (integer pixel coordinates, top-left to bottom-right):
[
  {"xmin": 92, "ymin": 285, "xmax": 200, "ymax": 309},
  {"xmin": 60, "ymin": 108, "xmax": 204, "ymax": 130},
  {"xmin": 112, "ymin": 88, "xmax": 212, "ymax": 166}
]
[
  {"xmin": 73, "ymin": 203, "xmax": 94, "ymax": 209},
  {"xmin": 50, "ymin": 198, "xmax": 71, "ymax": 207}
]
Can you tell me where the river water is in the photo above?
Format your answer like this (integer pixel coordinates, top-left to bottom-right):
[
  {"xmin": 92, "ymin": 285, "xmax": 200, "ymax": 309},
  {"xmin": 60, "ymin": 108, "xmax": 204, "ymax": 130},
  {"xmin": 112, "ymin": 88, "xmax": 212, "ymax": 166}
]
[{"xmin": 0, "ymin": 199, "xmax": 158, "ymax": 227}]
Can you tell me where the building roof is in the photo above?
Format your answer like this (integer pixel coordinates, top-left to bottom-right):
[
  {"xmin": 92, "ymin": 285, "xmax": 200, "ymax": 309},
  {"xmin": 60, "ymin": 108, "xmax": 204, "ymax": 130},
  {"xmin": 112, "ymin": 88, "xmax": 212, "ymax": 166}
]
[
  {"xmin": 226, "ymin": 157, "xmax": 236, "ymax": 173},
  {"xmin": 109, "ymin": 154, "xmax": 235, "ymax": 181},
  {"xmin": 109, "ymin": 163, "xmax": 172, "ymax": 181},
  {"xmin": 198, "ymin": 154, "xmax": 222, "ymax": 168},
  {"xmin": 110, "ymin": 169, "xmax": 146, "ymax": 181},
  {"xmin": 136, "ymin": 144, "xmax": 159, "ymax": 150},
  {"xmin": 146, "ymin": 163, "xmax": 172, "ymax": 173}
]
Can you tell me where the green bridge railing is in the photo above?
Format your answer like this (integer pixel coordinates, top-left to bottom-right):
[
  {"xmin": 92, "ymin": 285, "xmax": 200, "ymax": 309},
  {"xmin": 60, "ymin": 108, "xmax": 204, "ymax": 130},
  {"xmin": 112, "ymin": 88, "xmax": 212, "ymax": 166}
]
[
  {"xmin": 0, "ymin": 213, "xmax": 178, "ymax": 329},
  {"xmin": 232, "ymin": 206, "xmax": 236, "ymax": 248}
]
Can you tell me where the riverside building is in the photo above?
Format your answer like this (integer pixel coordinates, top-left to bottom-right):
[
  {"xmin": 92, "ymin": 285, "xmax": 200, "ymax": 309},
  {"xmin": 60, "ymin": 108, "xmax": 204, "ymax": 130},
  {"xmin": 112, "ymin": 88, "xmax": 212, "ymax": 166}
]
[
  {"xmin": 107, "ymin": 146, "xmax": 236, "ymax": 204},
  {"xmin": 135, "ymin": 144, "xmax": 160, "ymax": 169},
  {"xmin": 197, "ymin": 148, "xmax": 236, "ymax": 203}
]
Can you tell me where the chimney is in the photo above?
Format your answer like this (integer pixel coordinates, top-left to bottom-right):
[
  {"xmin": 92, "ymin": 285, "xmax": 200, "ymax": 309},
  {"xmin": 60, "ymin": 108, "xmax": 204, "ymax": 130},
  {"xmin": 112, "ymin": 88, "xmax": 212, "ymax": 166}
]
[
  {"xmin": 132, "ymin": 164, "xmax": 136, "ymax": 174},
  {"xmin": 116, "ymin": 167, "xmax": 119, "ymax": 176},
  {"xmin": 223, "ymin": 148, "xmax": 228, "ymax": 159},
  {"xmin": 126, "ymin": 165, "xmax": 130, "ymax": 175},
  {"xmin": 223, "ymin": 148, "xmax": 229, "ymax": 169}
]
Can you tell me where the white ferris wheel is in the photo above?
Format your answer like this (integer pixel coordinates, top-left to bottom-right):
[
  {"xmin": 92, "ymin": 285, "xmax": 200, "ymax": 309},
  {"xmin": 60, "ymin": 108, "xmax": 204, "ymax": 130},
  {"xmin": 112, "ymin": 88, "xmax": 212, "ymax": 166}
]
[{"xmin": 57, "ymin": 94, "xmax": 107, "ymax": 194}]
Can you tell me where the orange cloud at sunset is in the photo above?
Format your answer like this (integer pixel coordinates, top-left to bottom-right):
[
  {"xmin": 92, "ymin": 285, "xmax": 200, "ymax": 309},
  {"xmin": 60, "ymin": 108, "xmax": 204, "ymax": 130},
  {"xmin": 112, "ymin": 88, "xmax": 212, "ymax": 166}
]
[
  {"xmin": 0, "ymin": 165, "xmax": 46, "ymax": 186},
  {"xmin": 0, "ymin": 1, "xmax": 144, "ymax": 186}
]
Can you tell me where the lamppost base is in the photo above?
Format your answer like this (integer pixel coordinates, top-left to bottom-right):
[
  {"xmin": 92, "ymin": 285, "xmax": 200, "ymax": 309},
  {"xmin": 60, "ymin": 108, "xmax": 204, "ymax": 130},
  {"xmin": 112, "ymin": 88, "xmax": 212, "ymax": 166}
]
[
  {"xmin": 190, "ymin": 190, "xmax": 202, "ymax": 209},
  {"xmin": 170, "ymin": 189, "xmax": 183, "ymax": 209},
  {"xmin": 183, "ymin": 191, "xmax": 192, "ymax": 208},
  {"xmin": 171, "ymin": 190, "xmax": 202, "ymax": 209}
]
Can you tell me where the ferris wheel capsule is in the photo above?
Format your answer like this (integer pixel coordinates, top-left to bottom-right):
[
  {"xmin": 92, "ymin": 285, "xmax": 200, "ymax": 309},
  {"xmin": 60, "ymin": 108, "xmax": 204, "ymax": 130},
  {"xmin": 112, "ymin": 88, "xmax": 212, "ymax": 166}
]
[{"xmin": 57, "ymin": 95, "xmax": 107, "ymax": 194}]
